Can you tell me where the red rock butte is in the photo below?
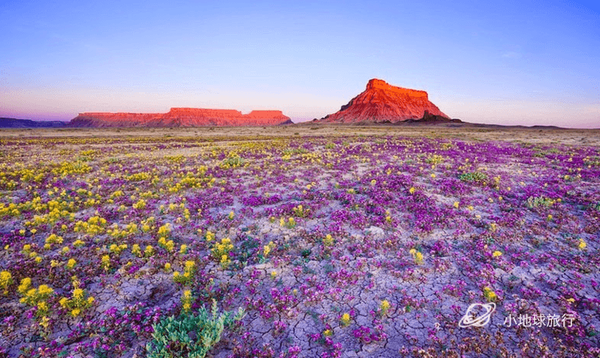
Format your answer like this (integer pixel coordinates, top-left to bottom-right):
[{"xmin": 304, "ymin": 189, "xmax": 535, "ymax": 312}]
[
  {"xmin": 320, "ymin": 78, "xmax": 450, "ymax": 123},
  {"xmin": 69, "ymin": 108, "xmax": 292, "ymax": 127}
]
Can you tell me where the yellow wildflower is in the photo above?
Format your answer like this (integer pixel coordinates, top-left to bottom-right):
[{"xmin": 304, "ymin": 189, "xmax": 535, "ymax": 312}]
[
  {"xmin": 73, "ymin": 288, "xmax": 84, "ymax": 300},
  {"xmin": 380, "ymin": 300, "xmax": 390, "ymax": 314},
  {"xmin": 341, "ymin": 313, "xmax": 351, "ymax": 326},
  {"xmin": 37, "ymin": 301, "xmax": 49, "ymax": 316},
  {"xmin": 220, "ymin": 254, "xmax": 229, "ymax": 264},
  {"xmin": 101, "ymin": 255, "xmax": 110, "ymax": 271},
  {"xmin": 185, "ymin": 260, "xmax": 195, "ymax": 270},
  {"xmin": 59, "ymin": 297, "xmax": 69, "ymax": 307},
  {"xmin": 144, "ymin": 245, "xmax": 154, "ymax": 257},
  {"xmin": 132, "ymin": 244, "xmax": 141, "ymax": 257},
  {"xmin": 415, "ymin": 252, "xmax": 423, "ymax": 264},
  {"xmin": 0, "ymin": 271, "xmax": 12, "ymax": 295},
  {"xmin": 66, "ymin": 258, "xmax": 76, "ymax": 269},
  {"xmin": 483, "ymin": 286, "xmax": 497, "ymax": 302}
]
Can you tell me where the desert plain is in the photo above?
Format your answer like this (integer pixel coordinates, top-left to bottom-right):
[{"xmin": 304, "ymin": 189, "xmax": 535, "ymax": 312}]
[{"xmin": 1, "ymin": 125, "xmax": 599, "ymax": 357}]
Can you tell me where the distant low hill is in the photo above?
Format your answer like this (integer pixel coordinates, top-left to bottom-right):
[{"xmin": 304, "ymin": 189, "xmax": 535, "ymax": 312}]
[{"xmin": 0, "ymin": 118, "xmax": 67, "ymax": 128}]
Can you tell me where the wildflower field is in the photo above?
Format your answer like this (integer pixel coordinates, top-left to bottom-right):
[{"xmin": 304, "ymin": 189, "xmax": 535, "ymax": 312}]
[{"xmin": 1, "ymin": 126, "xmax": 599, "ymax": 357}]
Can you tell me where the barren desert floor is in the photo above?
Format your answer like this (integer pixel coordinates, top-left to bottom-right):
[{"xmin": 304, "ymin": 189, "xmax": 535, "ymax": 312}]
[{"xmin": 1, "ymin": 125, "xmax": 599, "ymax": 357}]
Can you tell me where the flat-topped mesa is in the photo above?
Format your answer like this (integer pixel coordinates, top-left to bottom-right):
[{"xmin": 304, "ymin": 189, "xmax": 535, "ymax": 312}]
[
  {"xmin": 245, "ymin": 110, "xmax": 287, "ymax": 119},
  {"xmin": 71, "ymin": 112, "xmax": 163, "ymax": 127},
  {"xmin": 159, "ymin": 108, "xmax": 290, "ymax": 126},
  {"xmin": 76, "ymin": 112, "xmax": 162, "ymax": 122},
  {"xmin": 319, "ymin": 78, "xmax": 450, "ymax": 123},
  {"xmin": 165, "ymin": 108, "xmax": 243, "ymax": 118},
  {"xmin": 366, "ymin": 79, "xmax": 428, "ymax": 99},
  {"xmin": 69, "ymin": 107, "xmax": 292, "ymax": 127}
]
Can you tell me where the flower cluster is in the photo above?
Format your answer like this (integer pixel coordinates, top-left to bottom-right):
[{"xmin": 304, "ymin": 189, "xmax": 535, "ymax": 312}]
[
  {"xmin": 59, "ymin": 277, "xmax": 95, "ymax": 317},
  {"xmin": 1, "ymin": 270, "xmax": 13, "ymax": 295},
  {"xmin": 212, "ymin": 238, "xmax": 234, "ymax": 268},
  {"xmin": 2, "ymin": 130, "xmax": 599, "ymax": 357},
  {"xmin": 173, "ymin": 260, "xmax": 196, "ymax": 284}
]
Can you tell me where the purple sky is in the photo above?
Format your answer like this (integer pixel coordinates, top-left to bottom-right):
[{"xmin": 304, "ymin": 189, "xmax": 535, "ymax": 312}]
[{"xmin": 1, "ymin": 0, "xmax": 599, "ymax": 128}]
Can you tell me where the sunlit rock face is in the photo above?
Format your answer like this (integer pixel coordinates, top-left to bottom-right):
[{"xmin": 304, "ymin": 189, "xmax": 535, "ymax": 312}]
[
  {"xmin": 320, "ymin": 79, "xmax": 450, "ymax": 123},
  {"xmin": 69, "ymin": 108, "xmax": 292, "ymax": 127}
]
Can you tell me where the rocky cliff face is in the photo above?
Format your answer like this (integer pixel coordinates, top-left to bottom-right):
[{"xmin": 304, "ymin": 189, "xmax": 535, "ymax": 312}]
[
  {"xmin": 69, "ymin": 108, "xmax": 292, "ymax": 127},
  {"xmin": 320, "ymin": 79, "xmax": 450, "ymax": 123}
]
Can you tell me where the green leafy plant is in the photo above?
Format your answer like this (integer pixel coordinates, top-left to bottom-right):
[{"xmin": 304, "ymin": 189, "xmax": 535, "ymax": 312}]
[
  {"xmin": 220, "ymin": 155, "xmax": 244, "ymax": 168},
  {"xmin": 526, "ymin": 196, "xmax": 555, "ymax": 209},
  {"xmin": 459, "ymin": 171, "xmax": 488, "ymax": 184},
  {"xmin": 146, "ymin": 300, "xmax": 245, "ymax": 358}
]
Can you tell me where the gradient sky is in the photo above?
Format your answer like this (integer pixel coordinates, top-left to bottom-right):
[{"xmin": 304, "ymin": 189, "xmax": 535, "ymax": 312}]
[{"xmin": 1, "ymin": 0, "xmax": 599, "ymax": 127}]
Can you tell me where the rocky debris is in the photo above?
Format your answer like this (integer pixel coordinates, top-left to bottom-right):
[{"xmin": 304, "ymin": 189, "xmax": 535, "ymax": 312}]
[{"xmin": 365, "ymin": 226, "xmax": 385, "ymax": 239}]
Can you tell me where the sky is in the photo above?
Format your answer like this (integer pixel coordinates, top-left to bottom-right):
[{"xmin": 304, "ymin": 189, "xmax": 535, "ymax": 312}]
[{"xmin": 1, "ymin": 0, "xmax": 599, "ymax": 128}]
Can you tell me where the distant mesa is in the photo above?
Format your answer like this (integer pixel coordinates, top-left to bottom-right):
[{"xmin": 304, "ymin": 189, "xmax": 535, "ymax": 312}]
[
  {"xmin": 69, "ymin": 108, "xmax": 293, "ymax": 127},
  {"xmin": 318, "ymin": 78, "xmax": 458, "ymax": 124}
]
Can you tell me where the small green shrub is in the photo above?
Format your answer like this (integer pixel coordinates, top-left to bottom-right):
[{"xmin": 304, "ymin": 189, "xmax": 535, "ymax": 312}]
[
  {"xmin": 221, "ymin": 156, "xmax": 244, "ymax": 168},
  {"xmin": 146, "ymin": 300, "xmax": 245, "ymax": 358},
  {"xmin": 584, "ymin": 156, "xmax": 600, "ymax": 167},
  {"xmin": 526, "ymin": 196, "xmax": 555, "ymax": 209},
  {"xmin": 425, "ymin": 154, "xmax": 444, "ymax": 165},
  {"xmin": 459, "ymin": 171, "xmax": 488, "ymax": 184}
]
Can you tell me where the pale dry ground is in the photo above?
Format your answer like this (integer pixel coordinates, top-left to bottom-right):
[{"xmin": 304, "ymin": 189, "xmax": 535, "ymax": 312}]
[{"xmin": 1, "ymin": 124, "xmax": 599, "ymax": 146}]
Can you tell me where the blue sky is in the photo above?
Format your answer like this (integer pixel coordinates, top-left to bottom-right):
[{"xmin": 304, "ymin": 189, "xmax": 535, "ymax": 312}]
[{"xmin": 1, "ymin": 0, "xmax": 599, "ymax": 127}]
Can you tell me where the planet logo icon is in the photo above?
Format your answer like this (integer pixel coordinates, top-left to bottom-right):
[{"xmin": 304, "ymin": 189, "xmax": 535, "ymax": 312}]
[{"xmin": 459, "ymin": 303, "xmax": 496, "ymax": 328}]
